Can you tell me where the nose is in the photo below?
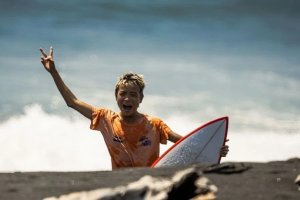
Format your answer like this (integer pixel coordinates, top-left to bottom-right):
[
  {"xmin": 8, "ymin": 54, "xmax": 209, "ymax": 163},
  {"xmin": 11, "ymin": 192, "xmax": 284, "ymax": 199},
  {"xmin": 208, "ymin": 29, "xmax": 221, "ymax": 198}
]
[{"xmin": 123, "ymin": 94, "xmax": 130, "ymax": 101}]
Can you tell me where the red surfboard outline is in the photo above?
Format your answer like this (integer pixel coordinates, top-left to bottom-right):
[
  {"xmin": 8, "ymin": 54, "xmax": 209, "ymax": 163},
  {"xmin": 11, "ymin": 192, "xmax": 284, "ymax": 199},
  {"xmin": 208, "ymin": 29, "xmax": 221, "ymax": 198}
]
[{"xmin": 151, "ymin": 116, "xmax": 229, "ymax": 167}]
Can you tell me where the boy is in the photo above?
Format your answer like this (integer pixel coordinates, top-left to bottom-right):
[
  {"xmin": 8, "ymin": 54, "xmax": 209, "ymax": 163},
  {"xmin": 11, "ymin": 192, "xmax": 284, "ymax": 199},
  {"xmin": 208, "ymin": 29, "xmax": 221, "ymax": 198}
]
[{"xmin": 40, "ymin": 47, "xmax": 229, "ymax": 169}]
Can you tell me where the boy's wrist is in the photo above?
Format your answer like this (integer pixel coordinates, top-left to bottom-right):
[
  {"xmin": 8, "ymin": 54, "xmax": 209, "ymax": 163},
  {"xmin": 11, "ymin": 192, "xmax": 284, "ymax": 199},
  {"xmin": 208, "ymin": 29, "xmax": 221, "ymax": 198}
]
[{"xmin": 49, "ymin": 67, "xmax": 58, "ymax": 75}]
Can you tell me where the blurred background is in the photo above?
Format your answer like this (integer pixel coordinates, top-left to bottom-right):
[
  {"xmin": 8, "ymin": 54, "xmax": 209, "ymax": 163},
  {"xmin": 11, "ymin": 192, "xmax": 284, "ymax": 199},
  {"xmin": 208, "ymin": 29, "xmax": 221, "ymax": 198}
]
[{"xmin": 0, "ymin": 0, "xmax": 299, "ymax": 171}]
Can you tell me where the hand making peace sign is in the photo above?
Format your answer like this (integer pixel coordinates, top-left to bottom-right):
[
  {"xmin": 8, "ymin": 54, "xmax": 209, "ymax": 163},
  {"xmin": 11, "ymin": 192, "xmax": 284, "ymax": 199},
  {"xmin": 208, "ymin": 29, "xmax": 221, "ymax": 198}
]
[{"xmin": 40, "ymin": 47, "xmax": 55, "ymax": 73}]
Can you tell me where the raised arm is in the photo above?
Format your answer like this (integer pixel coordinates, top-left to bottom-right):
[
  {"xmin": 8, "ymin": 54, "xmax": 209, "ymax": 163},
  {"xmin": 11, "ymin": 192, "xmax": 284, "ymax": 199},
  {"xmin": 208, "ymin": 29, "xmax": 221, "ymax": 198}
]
[{"xmin": 40, "ymin": 47, "xmax": 94, "ymax": 120}]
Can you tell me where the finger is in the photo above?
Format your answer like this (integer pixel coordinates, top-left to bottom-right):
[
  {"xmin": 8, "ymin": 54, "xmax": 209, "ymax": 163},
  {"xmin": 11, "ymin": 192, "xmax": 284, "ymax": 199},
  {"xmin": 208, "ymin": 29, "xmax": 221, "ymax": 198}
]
[
  {"xmin": 40, "ymin": 48, "xmax": 48, "ymax": 57},
  {"xmin": 41, "ymin": 57, "xmax": 49, "ymax": 61},
  {"xmin": 50, "ymin": 46, "xmax": 54, "ymax": 58},
  {"xmin": 41, "ymin": 57, "xmax": 47, "ymax": 64},
  {"xmin": 220, "ymin": 146, "xmax": 229, "ymax": 152},
  {"xmin": 41, "ymin": 57, "xmax": 52, "ymax": 64}
]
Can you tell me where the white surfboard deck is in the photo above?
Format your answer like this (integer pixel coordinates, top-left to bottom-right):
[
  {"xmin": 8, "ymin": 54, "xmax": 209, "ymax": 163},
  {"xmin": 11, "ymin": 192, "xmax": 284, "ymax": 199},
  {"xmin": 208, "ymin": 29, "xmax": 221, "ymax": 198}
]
[{"xmin": 152, "ymin": 117, "xmax": 228, "ymax": 168}]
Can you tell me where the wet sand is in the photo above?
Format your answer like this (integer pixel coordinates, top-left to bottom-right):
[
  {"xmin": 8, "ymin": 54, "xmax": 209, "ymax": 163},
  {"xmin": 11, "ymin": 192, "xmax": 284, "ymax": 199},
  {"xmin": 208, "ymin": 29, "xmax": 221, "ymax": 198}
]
[{"xmin": 0, "ymin": 158, "xmax": 299, "ymax": 200}]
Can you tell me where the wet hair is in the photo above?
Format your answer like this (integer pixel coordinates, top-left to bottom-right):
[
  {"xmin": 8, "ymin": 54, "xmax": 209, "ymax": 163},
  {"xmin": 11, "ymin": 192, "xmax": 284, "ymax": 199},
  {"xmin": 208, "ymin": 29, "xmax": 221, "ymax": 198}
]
[{"xmin": 115, "ymin": 72, "xmax": 145, "ymax": 98}]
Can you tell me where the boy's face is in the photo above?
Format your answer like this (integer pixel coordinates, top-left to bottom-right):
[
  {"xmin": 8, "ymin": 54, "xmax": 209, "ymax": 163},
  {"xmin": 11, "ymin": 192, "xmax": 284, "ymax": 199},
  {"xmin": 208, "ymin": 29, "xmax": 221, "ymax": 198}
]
[{"xmin": 116, "ymin": 83, "xmax": 143, "ymax": 118}]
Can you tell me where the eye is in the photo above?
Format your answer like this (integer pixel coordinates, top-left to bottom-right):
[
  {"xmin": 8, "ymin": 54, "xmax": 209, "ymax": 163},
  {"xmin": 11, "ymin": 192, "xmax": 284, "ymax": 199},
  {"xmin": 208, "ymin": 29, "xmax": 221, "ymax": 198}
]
[
  {"xmin": 118, "ymin": 91, "xmax": 126, "ymax": 96},
  {"xmin": 130, "ymin": 92, "xmax": 138, "ymax": 97}
]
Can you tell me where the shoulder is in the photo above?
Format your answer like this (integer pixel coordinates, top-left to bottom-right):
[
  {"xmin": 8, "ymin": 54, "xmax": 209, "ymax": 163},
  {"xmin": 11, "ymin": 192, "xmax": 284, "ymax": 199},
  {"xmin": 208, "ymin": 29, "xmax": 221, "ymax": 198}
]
[
  {"xmin": 144, "ymin": 114, "xmax": 162, "ymax": 124},
  {"xmin": 144, "ymin": 114, "xmax": 169, "ymax": 129},
  {"xmin": 90, "ymin": 108, "xmax": 118, "ymax": 130},
  {"xmin": 92, "ymin": 107, "xmax": 118, "ymax": 119},
  {"xmin": 143, "ymin": 114, "xmax": 172, "ymax": 144}
]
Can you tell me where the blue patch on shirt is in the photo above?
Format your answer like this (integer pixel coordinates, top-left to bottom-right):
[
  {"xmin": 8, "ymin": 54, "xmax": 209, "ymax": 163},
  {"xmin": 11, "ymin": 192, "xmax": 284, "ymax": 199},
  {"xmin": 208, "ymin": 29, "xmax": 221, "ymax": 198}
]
[{"xmin": 139, "ymin": 136, "xmax": 152, "ymax": 146}]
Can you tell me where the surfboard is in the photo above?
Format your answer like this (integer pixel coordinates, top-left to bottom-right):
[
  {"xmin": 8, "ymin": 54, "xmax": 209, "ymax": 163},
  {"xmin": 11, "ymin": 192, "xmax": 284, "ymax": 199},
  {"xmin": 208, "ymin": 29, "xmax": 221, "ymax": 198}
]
[{"xmin": 152, "ymin": 116, "xmax": 228, "ymax": 168}]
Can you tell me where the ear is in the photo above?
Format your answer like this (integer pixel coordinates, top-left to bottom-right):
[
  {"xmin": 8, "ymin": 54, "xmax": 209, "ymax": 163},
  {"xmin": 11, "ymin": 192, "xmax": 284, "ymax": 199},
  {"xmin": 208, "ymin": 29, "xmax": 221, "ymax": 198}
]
[
  {"xmin": 115, "ymin": 90, "xmax": 118, "ymax": 100},
  {"xmin": 139, "ymin": 93, "xmax": 144, "ymax": 103}
]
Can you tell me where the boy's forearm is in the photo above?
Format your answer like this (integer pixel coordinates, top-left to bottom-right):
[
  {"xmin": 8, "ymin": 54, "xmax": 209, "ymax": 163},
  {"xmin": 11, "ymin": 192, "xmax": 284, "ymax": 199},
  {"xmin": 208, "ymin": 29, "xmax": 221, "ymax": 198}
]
[
  {"xmin": 50, "ymin": 68, "xmax": 77, "ymax": 108},
  {"xmin": 168, "ymin": 131, "xmax": 182, "ymax": 143}
]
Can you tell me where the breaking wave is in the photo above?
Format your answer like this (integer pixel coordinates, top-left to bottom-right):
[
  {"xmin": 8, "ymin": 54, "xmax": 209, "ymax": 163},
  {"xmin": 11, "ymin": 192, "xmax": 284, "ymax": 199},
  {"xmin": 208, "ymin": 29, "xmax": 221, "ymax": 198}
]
[{"xmin": 0, "ymin": 104, "xmax": 299, "ymax": 172}]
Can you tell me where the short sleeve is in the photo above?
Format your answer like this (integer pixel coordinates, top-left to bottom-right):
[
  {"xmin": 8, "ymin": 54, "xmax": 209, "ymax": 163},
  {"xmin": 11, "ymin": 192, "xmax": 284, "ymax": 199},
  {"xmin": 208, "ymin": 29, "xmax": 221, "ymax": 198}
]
[
  {"xmin": 90, "ymin": 108, "xmax": 107, "ymax": 130},
  {"xmin": 153, "ymin": 118, "xmax": 171, "ymax": 144}
]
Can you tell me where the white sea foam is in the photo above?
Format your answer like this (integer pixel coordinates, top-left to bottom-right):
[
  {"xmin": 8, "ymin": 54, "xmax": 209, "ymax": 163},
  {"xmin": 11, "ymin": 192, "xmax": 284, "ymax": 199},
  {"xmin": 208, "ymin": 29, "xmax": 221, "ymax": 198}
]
[
  {"xmin": 0, "ymin": 104, "xmax": 110, "ymax": 172},
  {"xmin": 0, "ymin": 104, "xmax": 299, "ymax": 172}
]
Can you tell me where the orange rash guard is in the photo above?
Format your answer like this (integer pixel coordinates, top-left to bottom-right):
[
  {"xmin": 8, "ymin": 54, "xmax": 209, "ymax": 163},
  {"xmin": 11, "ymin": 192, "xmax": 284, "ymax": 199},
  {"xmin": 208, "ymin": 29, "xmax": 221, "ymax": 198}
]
[{"xmin": 90, "ymin": 108, "xmax": 171, "ymax": 169}]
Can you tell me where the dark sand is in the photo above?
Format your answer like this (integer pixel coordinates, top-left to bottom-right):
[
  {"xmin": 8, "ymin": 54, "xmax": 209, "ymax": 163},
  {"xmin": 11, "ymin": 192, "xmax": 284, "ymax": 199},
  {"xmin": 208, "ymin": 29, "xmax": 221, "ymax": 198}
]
[{"xmin": 0, "ymin": 158, "xmax": 299, "ymax": 200}]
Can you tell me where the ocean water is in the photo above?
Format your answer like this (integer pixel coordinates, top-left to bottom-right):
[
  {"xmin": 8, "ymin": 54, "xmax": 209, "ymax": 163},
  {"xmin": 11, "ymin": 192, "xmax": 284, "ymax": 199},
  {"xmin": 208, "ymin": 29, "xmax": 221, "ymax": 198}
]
[{"xmin": 0, "ymin": 0, "xmax": 299, "ymax": 171}]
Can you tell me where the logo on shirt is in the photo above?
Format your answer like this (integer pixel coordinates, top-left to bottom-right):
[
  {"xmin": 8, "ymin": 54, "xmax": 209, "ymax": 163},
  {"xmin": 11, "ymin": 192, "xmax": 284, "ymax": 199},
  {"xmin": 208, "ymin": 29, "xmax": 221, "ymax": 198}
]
[
  {"xmin": 113, "ymin": 136, "xmax": 124, "ymax": 143},
  {"xmin": 139, "ymin": 136, "xmax": 152, "ymax": 146}
]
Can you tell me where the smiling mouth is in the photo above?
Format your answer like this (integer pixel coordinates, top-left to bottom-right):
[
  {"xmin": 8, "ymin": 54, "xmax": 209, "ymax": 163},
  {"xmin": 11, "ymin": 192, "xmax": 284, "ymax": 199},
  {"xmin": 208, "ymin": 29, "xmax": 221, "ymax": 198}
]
[{"xmin": 123, "ymin": 104, "xmax": 133, "ymax": 111}]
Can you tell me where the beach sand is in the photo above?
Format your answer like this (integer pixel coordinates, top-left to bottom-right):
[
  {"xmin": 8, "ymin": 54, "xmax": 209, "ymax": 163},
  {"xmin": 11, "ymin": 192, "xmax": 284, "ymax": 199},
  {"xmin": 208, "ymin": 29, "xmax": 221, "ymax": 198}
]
[{"xmin": 0, "ymin": 158, "xmax": 299, "ymax": 200}]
